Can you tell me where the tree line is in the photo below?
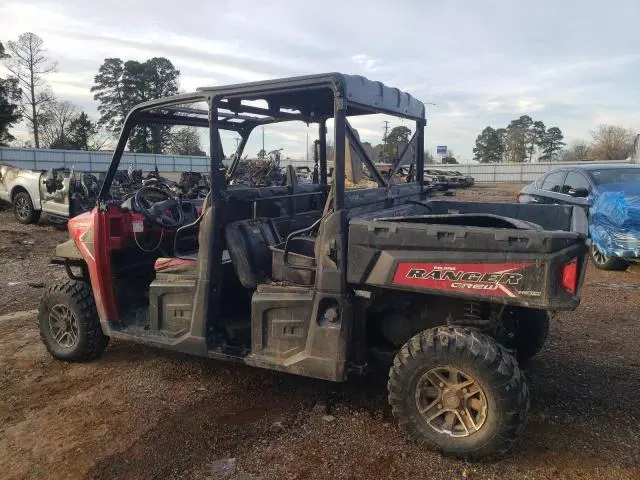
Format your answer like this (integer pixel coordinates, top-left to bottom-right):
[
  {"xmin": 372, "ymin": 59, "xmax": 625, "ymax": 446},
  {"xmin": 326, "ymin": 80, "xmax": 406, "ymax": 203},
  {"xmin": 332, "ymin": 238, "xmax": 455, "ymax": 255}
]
[
  {"xmin": 560, "ymin": 125, "xmax": 636, "ymax": 162},
  {"xmin": 0, "ymin": 32, "xmax": 204, "ymax": 155},
  {"xmin": 473, "ymin": 115, "xmax": 565, "ymax": 163},
  {"xmin": 473, "ymin": 115, "xmax": 636, "ymax": 163}
]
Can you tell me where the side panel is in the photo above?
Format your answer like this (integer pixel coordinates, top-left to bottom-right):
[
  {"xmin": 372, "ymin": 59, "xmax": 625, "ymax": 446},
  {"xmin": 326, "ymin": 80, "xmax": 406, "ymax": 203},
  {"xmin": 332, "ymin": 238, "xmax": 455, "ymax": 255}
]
[
  {"xmin": 393, "ymin": 262, "xmax": 538, "ymax": 299},
  {"xmin": 68, "ymin": 209, "xmax": 119, "ymax": 322},
  {"xmin": 358, "ymin": 248, "xmax": 587, "ymax": 309},
  {"xmin": 40, "ymin": 176, "xmax": 71, "ymax": 218},
  {"xmin": 0, "ymin": 164, "xmax": 10, "ymax": 201},
  {"xmin": 249, "ymin": 286, "xmax": 349, "ymax": 382}
]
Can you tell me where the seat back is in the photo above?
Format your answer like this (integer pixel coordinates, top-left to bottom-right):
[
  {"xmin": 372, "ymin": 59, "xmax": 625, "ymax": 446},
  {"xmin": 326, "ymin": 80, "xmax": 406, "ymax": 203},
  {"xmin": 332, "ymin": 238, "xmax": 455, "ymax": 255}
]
[{"xmin": 225, "ymin": 218, "xmax": 281, "ymax": 289}]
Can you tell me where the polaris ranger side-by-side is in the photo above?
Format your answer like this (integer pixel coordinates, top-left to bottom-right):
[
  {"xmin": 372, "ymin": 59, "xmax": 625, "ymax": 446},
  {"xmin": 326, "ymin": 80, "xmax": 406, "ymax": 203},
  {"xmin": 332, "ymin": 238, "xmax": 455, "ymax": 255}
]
[{"xmin": 39, "ymin": 73, "xmax": 589, "ymax": 459}]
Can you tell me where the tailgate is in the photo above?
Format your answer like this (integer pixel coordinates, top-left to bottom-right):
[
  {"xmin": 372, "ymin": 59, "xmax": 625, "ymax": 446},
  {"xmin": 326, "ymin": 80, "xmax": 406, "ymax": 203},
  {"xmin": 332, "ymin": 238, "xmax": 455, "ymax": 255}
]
[{"xmin": 347, "ymin": 219, "xmax": 589, "ymax": 310}]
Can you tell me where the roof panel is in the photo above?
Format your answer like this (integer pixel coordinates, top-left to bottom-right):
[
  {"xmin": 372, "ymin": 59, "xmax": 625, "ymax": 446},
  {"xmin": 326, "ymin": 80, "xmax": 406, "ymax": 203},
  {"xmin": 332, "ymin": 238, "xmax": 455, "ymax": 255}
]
[{"xmin": 197, "ymin": 73, "xmax": 425, "ymax": 120}]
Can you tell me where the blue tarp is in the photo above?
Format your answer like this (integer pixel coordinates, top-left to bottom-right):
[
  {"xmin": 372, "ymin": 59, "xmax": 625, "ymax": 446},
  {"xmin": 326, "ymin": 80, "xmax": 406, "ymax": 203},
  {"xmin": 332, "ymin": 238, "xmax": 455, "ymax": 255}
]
[{"xmin": 590, "ymin": 190, "xmax": 640, "ymax": 258}]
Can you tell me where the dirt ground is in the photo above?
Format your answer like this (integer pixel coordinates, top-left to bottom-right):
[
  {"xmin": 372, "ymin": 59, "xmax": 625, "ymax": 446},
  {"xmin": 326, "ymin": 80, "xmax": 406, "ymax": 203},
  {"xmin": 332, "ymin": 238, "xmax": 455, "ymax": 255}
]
[
  {"xmin": 0, "ymin": 206, "xmax": 68, "ymax": 315},
  {"xmin": 1, "ymin": 184, "xmax": 639, "ymax": 480}
]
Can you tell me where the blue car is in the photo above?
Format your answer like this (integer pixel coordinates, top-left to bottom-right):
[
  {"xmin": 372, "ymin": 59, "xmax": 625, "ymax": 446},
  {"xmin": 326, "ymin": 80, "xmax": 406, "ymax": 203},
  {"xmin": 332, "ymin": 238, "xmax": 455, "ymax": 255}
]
[{"xmin": 518, "ymin": 163, "xmax": 640, "ymax": 270}]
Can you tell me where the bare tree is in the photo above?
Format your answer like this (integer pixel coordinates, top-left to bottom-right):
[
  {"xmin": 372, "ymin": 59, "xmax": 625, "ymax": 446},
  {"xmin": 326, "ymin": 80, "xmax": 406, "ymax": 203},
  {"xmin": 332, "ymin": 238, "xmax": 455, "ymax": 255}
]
[
  {"xmin": 560, "ymin": 140, "xmax": 591, "ymax": 162},
  {"xmin": 39, "ymin": 100, "xmax": 77, "ymax": 148},
  {"xmin": 4, "ymin": 33, "xmax": 57, "ymax": 148},
  {"xmin": 589, "ymin": 125, "xmax": 635, "ymax": 160},
  {"xmin": 168, "ymin": 126, "xmax": 205, "ymax": 156},
  {"xmin": 88, "ymin": 130, "xmax": 113, "ymax": 151}
]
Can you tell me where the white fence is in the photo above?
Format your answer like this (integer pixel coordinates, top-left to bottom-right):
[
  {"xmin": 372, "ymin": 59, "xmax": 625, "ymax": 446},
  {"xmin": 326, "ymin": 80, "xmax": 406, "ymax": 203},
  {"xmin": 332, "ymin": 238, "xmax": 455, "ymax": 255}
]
[
  {"xmin": 0, "ymin": 147, "xmax": 313, "ymax": 173},
  {"xmin": 0, "ymin": 147, "xmax": 212, "ymax": 172},
  {"xmin": 450, "ymin": 160, "xmax": 633, "ymax": 183},
  {"xmin": 0, "ymin": 147, "xmax": 632, "ymax": 183}
]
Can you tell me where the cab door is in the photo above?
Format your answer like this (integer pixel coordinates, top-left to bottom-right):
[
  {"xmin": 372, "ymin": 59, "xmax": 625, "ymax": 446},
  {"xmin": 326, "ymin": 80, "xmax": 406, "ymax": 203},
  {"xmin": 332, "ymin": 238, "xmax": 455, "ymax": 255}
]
[
  {"xmin": 559, "ymin": 170, "xmax": 592, "ymax": 209},
  {"xmin": 535, "ymin": 170, "xmax": 567, "ymax": 204},
  {"xmin": 40, "ymin": 171, "xmax": 72, "ymax": 219}
]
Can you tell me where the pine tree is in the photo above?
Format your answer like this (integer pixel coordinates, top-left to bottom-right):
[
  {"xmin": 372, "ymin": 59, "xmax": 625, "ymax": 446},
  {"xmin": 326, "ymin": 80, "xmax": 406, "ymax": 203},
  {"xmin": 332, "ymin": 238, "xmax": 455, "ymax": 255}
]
[
  {"xmin": 0, "ymin": 42, "xmax": 22, "ymax": 146},
  {"xmin": 91, "ymin": 57, "xmax": 180, "ymax": 153}
]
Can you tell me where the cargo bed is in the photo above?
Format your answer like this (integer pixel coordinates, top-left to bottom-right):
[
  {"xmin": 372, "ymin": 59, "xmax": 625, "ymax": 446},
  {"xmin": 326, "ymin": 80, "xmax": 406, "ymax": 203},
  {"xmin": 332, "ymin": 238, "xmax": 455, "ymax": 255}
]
[{"xmin": 348, "ymin": 201, "xmax": 589, "ymax": 309}]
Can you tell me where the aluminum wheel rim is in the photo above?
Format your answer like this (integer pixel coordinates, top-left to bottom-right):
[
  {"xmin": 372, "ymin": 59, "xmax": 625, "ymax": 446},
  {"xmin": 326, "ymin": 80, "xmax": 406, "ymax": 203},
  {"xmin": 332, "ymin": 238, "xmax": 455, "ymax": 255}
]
[
  {"xmin": 415, "ymin": 366, "xmax": 488, "ymax": 438},
  {"xmin": 15, "ymin": 197, "xmax": 29, "ymax": 219},
  {"xmin": 48, "ymin": 304, "xmax": 79, "ymax": 348},
  {"xmin": 592, "ymin": 246, "xmax": 608, "ymax": 265}
]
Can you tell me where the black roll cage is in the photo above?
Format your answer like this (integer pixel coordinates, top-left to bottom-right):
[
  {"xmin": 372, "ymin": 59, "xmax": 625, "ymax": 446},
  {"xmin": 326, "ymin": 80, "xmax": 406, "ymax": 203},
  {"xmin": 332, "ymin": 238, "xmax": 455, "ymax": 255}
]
[
  {"xmin": 96, "ymin": 73, "xmax": 427, "ymax": 331},
  {"xmin": 98, "ymin": 73, "xmax": 427, "ymax": 213}
]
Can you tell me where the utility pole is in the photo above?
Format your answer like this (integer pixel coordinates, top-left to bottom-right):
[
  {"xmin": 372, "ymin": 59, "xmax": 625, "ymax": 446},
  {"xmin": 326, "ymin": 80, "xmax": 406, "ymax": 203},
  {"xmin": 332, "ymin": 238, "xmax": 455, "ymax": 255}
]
[
  {"xmin": 306, "ymin": 132, "xmax": 309, "ymax": 162},
  {"xmin": 382, "ymin": 120, "xmax": 390, "ymax": 162},
  {"xmin": 262, "ymin": 126, "xmax": 265, "ymax": 153}
]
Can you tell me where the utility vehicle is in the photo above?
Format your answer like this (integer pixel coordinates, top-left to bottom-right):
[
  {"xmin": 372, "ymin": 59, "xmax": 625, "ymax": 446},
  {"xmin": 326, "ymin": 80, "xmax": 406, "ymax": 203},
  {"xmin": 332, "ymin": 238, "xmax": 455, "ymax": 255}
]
[{"xmin": 39, "ymin": 73, "xmax": 589, "ymax": 459}]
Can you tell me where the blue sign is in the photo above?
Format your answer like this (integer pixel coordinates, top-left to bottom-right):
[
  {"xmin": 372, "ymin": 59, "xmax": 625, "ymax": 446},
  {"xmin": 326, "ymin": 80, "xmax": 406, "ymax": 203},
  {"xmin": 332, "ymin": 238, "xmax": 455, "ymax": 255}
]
[{"xmin": 436, "ymin": 145, "xmax": 447, "ymax": 155}]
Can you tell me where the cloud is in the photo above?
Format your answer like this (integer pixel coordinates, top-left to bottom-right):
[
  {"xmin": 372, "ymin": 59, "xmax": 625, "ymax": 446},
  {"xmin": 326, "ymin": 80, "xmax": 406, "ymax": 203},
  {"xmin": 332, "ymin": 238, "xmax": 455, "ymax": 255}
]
[
  {"xmin": 351, "ymin": 54, "xmax": 380, "ymax": 73},
  {"xmin": 2, "ymin": 0, "xmax": 640, "ymax": 161}
]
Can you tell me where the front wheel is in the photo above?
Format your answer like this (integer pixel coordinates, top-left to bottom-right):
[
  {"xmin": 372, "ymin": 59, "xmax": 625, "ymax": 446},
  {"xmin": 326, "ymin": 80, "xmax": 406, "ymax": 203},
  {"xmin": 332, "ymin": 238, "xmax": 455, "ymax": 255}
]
[
  {"xmin": 38, "ymin": 280, "xmax": 108, "ymax": 361},
  {"xmin": 388, "ymin": 327, "xmax": 529, "ymax": 460},
  {"xmin": 590, "ymin": 245, "xmax": 628, "ymax": 271},
  {"xmin": 13, "ymin": 191, "xmax": 41, "ymax": 224}
]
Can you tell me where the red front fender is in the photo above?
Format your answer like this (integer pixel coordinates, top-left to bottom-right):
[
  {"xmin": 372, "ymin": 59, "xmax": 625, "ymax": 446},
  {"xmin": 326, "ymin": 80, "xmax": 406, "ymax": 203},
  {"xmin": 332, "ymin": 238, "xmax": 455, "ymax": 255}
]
[{"xmin": 67, "ymin": 208, "xmax": 119, "ymax": 321}]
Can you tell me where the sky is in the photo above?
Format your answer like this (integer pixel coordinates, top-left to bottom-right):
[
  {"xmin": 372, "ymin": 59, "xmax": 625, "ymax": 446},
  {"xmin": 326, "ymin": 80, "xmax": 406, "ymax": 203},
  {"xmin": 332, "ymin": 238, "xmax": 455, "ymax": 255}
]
[{"xmin": 1, "ymin": 0, "xmax": 640, "ymax": 162}]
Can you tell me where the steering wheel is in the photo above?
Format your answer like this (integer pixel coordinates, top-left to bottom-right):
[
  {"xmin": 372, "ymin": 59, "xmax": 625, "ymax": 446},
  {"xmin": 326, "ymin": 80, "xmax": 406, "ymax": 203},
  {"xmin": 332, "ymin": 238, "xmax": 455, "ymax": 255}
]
[{"xmin": 134, "ymin": 186, "xmax": 184, "ymax": 229}]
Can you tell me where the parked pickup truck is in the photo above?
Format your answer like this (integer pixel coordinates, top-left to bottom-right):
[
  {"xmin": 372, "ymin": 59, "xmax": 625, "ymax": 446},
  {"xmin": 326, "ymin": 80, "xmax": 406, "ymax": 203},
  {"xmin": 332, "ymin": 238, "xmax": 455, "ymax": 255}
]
[{"xmin": 0, "ymin": 164, "xmax": 103, "ymax": 225}]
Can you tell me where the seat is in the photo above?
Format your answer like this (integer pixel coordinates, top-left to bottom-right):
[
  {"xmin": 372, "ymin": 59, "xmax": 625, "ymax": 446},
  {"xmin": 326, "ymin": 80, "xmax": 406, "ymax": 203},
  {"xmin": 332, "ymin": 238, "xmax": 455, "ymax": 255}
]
[
  {"xmin": 225, "ymin": 218, "xmax": 281, "ymax": 289},
  {"xmin": 154, "ymin": 255, "xmax": 198, "ymax": 280},
  {"xmin": 271, "ymin": 237, "xmax": 316, "ymax": 285}
]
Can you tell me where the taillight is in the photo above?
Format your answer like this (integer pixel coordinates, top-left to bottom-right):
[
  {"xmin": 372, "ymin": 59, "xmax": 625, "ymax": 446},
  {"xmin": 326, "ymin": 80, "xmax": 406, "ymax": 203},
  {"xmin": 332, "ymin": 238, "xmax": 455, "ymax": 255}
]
[{"xmin": 561, "ymin": 258, "xmax": 578, "ymax": 294}]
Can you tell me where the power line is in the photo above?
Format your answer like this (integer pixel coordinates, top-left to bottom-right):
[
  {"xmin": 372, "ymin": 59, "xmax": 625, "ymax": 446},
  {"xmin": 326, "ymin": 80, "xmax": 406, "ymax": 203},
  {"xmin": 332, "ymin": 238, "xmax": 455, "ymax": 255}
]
[{"xmin": 382, "ymin": 120, "xmax": 390, "ymax": 141}]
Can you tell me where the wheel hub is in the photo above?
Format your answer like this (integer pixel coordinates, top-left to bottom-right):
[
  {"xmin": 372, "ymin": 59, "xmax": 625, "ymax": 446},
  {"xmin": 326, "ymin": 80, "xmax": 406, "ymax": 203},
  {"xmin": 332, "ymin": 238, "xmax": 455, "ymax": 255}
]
[
  {"xmin": 15, "ymin": 197, "xmax": 29, "ymax": 218},
  {"xmin": 442, "ymin": 391, "xmax": 461, "ymax": 409},
  {"xmin": 414, "ymin": 366, "xmax": 488, "ymax": 438},
  {"xmin": 48, "ymin": 304, "xmax": 79, "ymax": 348},
  {"xmin": 593, "ymin": 246, "xmax": 608, "ymax": 265}
]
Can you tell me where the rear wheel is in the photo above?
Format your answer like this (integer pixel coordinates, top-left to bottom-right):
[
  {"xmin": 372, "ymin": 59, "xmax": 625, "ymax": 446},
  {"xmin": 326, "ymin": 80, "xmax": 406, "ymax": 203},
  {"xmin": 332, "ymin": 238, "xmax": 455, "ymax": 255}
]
[
  {"xmin": 13, "ymin": 191, "xmax": 41, "ymax": 224},
  {"xmin": 388, "ymin": 327, "xmax": 529, "ymax": 460},
  {"xmin": 38, "ymin": 280, "xmax": 108, "ymax": 361},
  {"xmin": 591, "ymin": 245, "xmax": 628, "ymax": 271}
]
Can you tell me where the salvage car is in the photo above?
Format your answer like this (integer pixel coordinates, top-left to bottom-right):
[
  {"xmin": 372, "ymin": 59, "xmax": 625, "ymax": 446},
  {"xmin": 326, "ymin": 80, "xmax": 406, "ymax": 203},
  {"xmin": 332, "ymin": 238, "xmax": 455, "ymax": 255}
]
[
  {"xmin": 424, "ymin": 168, "xmax": 473, "ymax": 188},
  {"xmin": 0, "ymin": 164, "xmax": 211, "ymax": 226},
  {"xmin": 0, "ymin": 164, "xmax": 97, "ymax": 225},
  {"xmin": 447, "ymin": 170, "xmax": 474, "ymax": 187},
  {"xmin": 517, "ymin": 163, "xmax": 640, "ymax": 270},
  {"xmin": 39, "ymin": 73, "xmax": 589, "ymax": 460}
]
